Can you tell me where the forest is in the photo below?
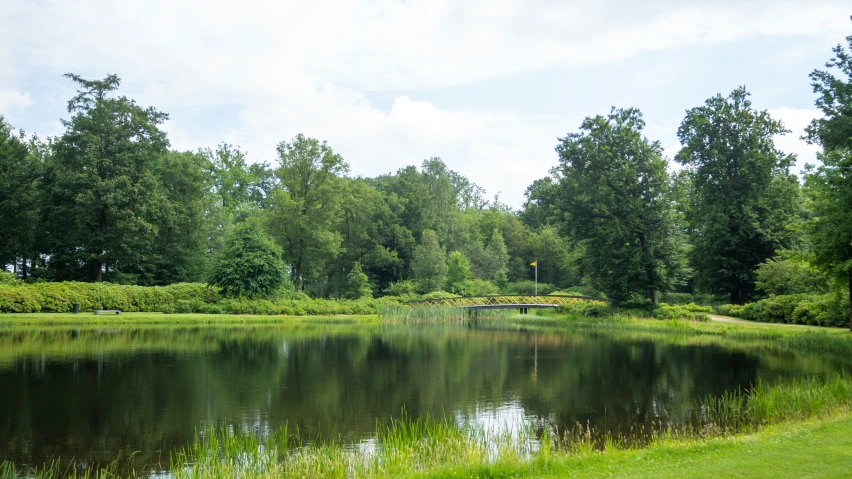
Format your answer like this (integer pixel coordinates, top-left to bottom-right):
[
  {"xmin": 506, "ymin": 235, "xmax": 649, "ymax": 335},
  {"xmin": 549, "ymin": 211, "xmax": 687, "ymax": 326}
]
[{"xmin": 1, "ymin": 27, "xmax": 851, "ymax": 329}]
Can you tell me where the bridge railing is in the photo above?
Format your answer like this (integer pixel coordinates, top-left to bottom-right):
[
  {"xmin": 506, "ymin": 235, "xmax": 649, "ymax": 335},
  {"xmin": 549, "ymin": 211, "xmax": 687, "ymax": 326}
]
[{"xmin": 405, "ymin": 294, "xmax": 608, "ymax": 308}]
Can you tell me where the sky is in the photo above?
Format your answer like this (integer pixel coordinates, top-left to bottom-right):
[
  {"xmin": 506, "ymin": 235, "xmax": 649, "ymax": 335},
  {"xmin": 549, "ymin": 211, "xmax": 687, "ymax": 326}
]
[{"xmin": 1, "ymin": 0, "xmax": 849, "ymax": 207}]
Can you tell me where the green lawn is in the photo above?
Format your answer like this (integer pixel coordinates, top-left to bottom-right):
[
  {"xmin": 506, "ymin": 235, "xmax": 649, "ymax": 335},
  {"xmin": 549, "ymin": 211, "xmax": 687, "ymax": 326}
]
[{"xmin": 418, "ymin": 414, "xmax": 852, "ymax": 479}]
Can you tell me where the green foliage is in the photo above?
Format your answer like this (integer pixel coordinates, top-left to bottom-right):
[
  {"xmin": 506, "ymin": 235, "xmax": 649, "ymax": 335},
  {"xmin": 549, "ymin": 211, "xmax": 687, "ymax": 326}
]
[
  {"xmin": 208, "ymin": 221, "xmax": 287, "ymax": 298},
  {"xmin": 676, "ymin": 87, "xmax": 799, "ymax": 304},
  {"xmin": 444, "ymin": 251, "xmax": 473, "ymax": 294},
  {"xmin": 805, "ymin": 149, "xmax": 852, "ymax": 329},
  {"xmin": 0, "ymin": 281, "xmax": 388, "ymax": 315},
  {"xmin": 502, "ymin": 281, "xmax": 555, "ymax": 295},
  {"xmin": 0, "ymin": 272, "xmax": 21, "ymax": 285},
  {"xmin": 651, "ymin": 304, "xmax": 710, "ymax": 322},
  {"xmin": 43, "ymin": 74, "xmax": 171, "ymax": 281},
  {"xmin": 411, "ymin": 230, "xmax": 447, "ymax": 293},
  {"xmin": 266, "ymin": 134, "xmax": 348, "ymax": 291},
  {"xmin": 718, "ymin": 293, "xmax": 850, "ymax": 327},
  {"xmin": 345, "ymin": 261, "xmax": 372, "ymax": 299},
  {"xmin": 805, "ymin": 21, "xmax": 852, "ymax": 151},
  {"xmin": 755, "ymin": 251, "xmax": 828, "ymax": 296},
  {"xmin": 384, "ymin": 280, "xmax": 417, "ymax": 297},
  {"xmin": 0, "ymin": 117, "xmax": 40, "ymax": 275},
  {"xmin": 463, "ymin": 279, "xmax": 499, "ymax": 296},
  {"xmin": 555, "ymin": 108, "xmax": 682, "ymax": 304}
]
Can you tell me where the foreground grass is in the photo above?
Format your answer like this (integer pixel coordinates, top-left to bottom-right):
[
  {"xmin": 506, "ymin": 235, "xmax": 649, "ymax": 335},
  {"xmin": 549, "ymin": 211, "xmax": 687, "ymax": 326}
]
[{"xmin": 419, "ymin": 414, "xmax": 852, "ymax": 479}]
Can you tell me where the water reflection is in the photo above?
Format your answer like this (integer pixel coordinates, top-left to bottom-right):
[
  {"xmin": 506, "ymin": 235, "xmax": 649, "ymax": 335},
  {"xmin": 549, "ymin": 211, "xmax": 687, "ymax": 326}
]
[{"xmin": 0, "ymin": 323, "xmax": 844, "ymax": 468}]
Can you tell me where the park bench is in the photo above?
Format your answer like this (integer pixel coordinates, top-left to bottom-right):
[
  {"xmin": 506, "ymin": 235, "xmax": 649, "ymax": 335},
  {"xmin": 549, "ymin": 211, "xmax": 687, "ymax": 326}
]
[{"xmin": 93, "ymin": 310, "xmax": 122, "ymax": 315}]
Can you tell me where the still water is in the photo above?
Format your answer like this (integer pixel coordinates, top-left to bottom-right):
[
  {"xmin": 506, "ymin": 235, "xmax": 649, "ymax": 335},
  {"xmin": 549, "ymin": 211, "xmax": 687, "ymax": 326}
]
[{"xmin": 0, "ymin": 322, "xmax": 845, "ymax": 467}]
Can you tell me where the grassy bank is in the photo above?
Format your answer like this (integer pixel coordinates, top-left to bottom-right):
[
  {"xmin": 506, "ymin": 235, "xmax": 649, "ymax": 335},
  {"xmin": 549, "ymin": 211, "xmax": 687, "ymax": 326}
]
[{"xmin": 1, "ymin": 374, "xmax": 851, "ymax": 478}]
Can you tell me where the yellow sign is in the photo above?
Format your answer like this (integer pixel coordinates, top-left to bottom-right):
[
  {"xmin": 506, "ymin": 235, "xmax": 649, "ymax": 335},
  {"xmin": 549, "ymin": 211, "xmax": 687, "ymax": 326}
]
[{"xmin": 530, "ymin": 261, "xmax": 537, "ymax": 267}]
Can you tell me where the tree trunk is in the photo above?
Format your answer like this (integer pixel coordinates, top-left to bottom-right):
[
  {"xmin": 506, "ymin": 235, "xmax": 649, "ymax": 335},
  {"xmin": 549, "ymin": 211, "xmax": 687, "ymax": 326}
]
[
  {"xmin": 730, "ymin": 290, "xmax": 739, "ymax": 306},
  {"xmin": 294, "ymin": 259, "xmax": 302, "ymax": 292},
  {"xmin": 848, "ymin": 268, "xmax": 851, "ymax": 333},
  {"xmin": 21, "ymin": 260, "xmax": 27, "ymax": 281},
  {"xmin": 650, "ymin": 288, "xmax": 658, "ymax": 304},
  {"xmin": 91, "ymin": 259, "xmax": 103, "ymax": 282}
]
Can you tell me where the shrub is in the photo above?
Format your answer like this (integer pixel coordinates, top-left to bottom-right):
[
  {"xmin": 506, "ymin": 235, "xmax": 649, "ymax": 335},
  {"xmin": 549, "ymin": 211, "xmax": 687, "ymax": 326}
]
[
  {"xmin": 464, "ymin": 279, "xmax": 499, "ymax": 296},
  {"xmin": 384, "ymin": 280, "xmax": 417, "ymax": 297},
  {"xmin": 0, "ymin": 271, "xmax": 21, "ymax": 285},
  {"xmin": 716, "ymin": 293, "xmax": 849, "ymax": 327},
  {"xmin": 502, "ymin": 281, "xmax": 555, "ymax": 295},
  {"xmin": 660, "ymin": 292, "xmax": 694, "ymax": 305}
]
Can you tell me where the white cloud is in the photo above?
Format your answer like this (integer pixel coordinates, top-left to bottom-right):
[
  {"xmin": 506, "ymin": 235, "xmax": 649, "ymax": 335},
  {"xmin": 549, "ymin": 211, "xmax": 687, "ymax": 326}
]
[
  {"xmin": 0, "ymin": 90, "xmax": 34, "ymax": 115},
  {"xmin": 1, "ymin": 0, "xmax": 848, "ymax": 205}
]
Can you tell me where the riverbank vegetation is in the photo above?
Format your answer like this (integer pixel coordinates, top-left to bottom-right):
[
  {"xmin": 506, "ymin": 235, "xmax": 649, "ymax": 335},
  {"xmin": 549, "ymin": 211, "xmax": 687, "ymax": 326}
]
[{"xmin": 2, "ymin": 21, "xmax": 852, "ymax": 330}]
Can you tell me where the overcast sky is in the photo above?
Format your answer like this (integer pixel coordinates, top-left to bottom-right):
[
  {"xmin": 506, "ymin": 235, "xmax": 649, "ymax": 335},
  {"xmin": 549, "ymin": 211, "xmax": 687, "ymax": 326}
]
[{"xmin": 1, "ymin": 1, "xmax": 848, "ymax": 206}]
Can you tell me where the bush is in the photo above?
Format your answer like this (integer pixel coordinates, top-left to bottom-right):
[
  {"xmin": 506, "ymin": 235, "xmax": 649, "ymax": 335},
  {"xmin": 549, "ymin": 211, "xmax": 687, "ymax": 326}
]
[
  {"xmin": 659, "ymin": 292, "xmax": 694, "ymax": 305},
  {"xmin": 464, "ymin": 279, "xmax": 499, "ymax": 296},
  {"xmin": 0, "ymin": 281, "xmax": 387, "ymax": 316},
  {"xmin": 716, "ymin": 293, "xmax": 849, "ymax": 327},
  {"xmin": 652, "ymin": 303, "xmax": 708, "ymax": 321},
  {"xmin": 384, "ymin": 280, "xmax": 417, "ymax": 297},
  {"xmin": 0, "ymin": 271, "xmax": 21, "ymax": 285},
  {"xmin": 502, "ymin": 281, "xmax": 555, "ymax": 295}
]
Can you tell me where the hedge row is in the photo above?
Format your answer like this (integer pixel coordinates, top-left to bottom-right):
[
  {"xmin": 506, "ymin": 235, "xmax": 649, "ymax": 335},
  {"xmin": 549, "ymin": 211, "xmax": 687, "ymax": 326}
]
[
  {"xmin": 0, "ymin": 282, "xmax": 395, "ymax": 315},
  {"xmin": 716, "ymin": 293, "xmax": 850, "ymax": 327},
  {"xmin": 557, "ymin": 300, "xmax": 710, "ymax": 321}
]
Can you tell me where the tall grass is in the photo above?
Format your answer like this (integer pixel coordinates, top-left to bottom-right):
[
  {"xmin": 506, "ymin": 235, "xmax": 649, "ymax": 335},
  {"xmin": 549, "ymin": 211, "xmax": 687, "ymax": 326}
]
[{"xmin": 379, "ymin": 304, "xmax": 512, "ymax": 323}]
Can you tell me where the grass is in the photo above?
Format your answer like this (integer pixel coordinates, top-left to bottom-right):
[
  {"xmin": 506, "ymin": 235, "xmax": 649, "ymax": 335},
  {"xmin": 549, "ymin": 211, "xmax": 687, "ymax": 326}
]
[{"xmin": 3, "ymin": 374, "xmax": 852, "ymax": 478}]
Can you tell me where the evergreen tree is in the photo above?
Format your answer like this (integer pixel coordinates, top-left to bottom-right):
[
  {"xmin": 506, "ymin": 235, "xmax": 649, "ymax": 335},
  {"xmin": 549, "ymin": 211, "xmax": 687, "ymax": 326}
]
[{"xmin": 345, "ymin": 261, "xmax": 372, "ymax": 299}]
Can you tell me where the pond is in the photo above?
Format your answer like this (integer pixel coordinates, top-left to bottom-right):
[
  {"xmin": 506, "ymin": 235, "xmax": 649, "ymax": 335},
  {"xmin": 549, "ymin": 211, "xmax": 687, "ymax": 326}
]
[{"xmin": 0, "ymin": 321, "xmax": 846, "ymax": 469}]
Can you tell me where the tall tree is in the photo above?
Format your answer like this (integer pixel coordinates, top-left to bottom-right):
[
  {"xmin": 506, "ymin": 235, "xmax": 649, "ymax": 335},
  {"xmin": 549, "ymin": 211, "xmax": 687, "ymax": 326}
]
[
  {"xmin": 411, "ymin": 229, "xmax": 447, "ymax": 293},
  {"xmin": 0, "ymin": 117, "xmax": 41, "ymax": 277},
  {"xmin": 556, "ymin": 108, "xmax": 680, "ymax": 304},
  {"xmin": 805, "ymin": 18, "xmax": 852, "ymax": 152},
  {"xmin": 266, "ymin": 134, "xmax": 348, "ymax": 291},
  {"xmin": 43, "ymin": 74, "xmax": 170, "ymax": 281},
  {"xmin": 804, "ymin": 24, "xmax": 852, "ymax": 331},
  {"xmin": 677, "ymin": 88, "xmax": 799, "ymax": 304},
  {"xmin": 142, "ymin": 150, "xmax": 215, "ymax": 284},
  {"xmin": 805, "ymin": 150, "xmax": 852, "ymax": 331}
]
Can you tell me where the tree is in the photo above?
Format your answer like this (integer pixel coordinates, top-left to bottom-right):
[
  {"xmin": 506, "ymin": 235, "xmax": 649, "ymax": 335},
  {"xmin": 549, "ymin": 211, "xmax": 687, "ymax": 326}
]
[
  {"xmin": 676, "ymin": 88, "xmax": 799, "ymax": 304},
  {"xmin": 805, "ymin": 150, "xmax": 852, "ymax": 330},
  {"xmin": 209, "ymin": 220, "xmax": 286, "ymax": 298},
  {"xmin": 43, "ymin": 74, "xmax": 170, "ymax": 281},
  {"xmin": 445, "ymin": 251, "xmax": 473, "ymax": 294},
  {"xmin": 0, "ymin": 117, "xmax": 41, "ymax": 277},
  {"xmin": 805, "ymin": 18, "xmax": 852, "ymax": 151},
  {"xmin": 755, "ymin": 251, "xmax": 829, "ymax": 296},
  {"xmin": 142, "ymin": 150, "xmax": 216, "ymax": 285},
  {"xmin": 345, "ymin": 261, "xmax": 372, "ymax": 299},
  {"xmin": 803, "ymin": 22, "xmax": 852, "ymax": 331},
  {"xmin": 411, "ymin": 229, "xmax": 447, "ymax": 293},
  {"xmin": 266, "ymin": 134, "xmax": 349, "ymax": 291},
  {"xmin": 555, "ymin": 108, "xmax": 681, "ymax": 304}
]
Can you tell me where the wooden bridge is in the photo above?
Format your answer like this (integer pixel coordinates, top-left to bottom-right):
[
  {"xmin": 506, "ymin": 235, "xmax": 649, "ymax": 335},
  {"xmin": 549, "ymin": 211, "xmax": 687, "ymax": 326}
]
[{"xmin": 406, "ymin": 295, "xmax": 607, "ymax": 314}]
